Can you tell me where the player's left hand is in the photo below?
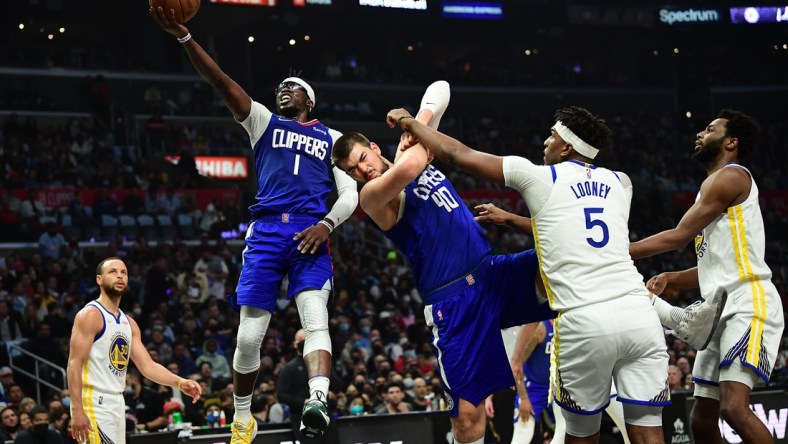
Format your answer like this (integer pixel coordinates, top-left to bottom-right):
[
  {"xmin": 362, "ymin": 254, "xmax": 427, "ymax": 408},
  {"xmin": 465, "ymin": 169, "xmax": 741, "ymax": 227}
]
[
  {"xmin": 294, "ymin": 224, "xmax": 330, "ymax": 254},
  {"xmin": 178, "ymin": 378, "xmax": 203, "ymax": 403},
  {"xmin": 474, "ymin": 203, "xmax": 511, "ymax": 226}
]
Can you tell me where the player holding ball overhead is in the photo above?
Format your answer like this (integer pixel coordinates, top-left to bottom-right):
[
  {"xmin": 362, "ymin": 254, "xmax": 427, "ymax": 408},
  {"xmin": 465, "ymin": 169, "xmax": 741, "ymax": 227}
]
[{"xmin": 149, "ymin": 5, "xmax": 358, "ymax": 443}]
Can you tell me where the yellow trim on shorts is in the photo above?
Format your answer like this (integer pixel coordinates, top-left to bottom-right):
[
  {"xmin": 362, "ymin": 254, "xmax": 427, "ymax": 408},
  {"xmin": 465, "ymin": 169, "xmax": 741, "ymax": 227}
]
[
  {"xmin": 728, "ymin": 206, "xmax": 766, "ymax": 367},
  {"xmin": 531, "ymin": 219, "xmax": 555, "ymax": 308},
  {"xmin": 551, "ymin": 314, "xmax": 562, "ymax": 403},
  {"xmin": 82, "ymin": 362, "xmax": 97, "ymax": 444}
]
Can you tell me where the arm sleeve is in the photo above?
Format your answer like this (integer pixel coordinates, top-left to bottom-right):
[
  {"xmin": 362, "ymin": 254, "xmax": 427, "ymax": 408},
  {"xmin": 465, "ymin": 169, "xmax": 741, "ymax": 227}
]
[
  {"xmin": 502, "ymin": 156, "xmax": 554, "ymax": 215},
  {"xmin": 324, "ymin": 128, "xmax": 358, "ymax": 227},
  {"xmin": 238, "ymin": 100, "xmax": 273, "ymax": 147}
]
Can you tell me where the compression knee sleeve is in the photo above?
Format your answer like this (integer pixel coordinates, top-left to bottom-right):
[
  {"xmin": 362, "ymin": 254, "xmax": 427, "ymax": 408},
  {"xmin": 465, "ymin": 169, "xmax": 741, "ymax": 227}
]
[
  {"xmin": 233, "ymin": 306, "xmax": 271, "ymax": 374},
  {"xmin": 295, "ymin": 288, "xmax": 331, "ymax": 357},
  {"xmin": 622, "ymin": 403, "xmax": 663, "ymax": 427},
  {"xmin": 563, "ymin": 410, "xmax": 602, "ymax": 438}
]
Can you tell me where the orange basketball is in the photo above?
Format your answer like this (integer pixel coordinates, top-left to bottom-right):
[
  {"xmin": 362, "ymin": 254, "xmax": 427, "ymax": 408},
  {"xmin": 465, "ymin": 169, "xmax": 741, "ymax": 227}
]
[{"xmin": 150, "ymin": 0, "xmax": 201, "ymax": 24}]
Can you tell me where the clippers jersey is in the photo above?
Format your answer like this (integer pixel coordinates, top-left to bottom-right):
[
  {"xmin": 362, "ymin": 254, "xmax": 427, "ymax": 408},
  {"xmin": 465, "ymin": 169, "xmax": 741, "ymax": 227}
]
[
  {"xmin": 383, "ymin": 165, "xmax": 490, "ymax": 294},
  {"xmin": 83, "ymin": 301, "xmax": 132, "ymax": 395},
  {"xmin": 528, "ymin": 160, "xmax": 648, "ymax": 311},
  {"xmin": 695, "ymin": 164, "xmax": 773, "ymax": 297},
  {"xmin": 241, "ymin": 101, "xmax": 342, "ymax": 218},
  {"xmin": 524, "ymin": 321, "xmax": 554, "ymax": 385}
]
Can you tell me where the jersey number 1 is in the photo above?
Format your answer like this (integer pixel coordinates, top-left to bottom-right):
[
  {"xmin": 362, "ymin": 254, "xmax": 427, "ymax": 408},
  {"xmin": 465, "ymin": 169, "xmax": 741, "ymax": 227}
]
[
  {"xmin": 293, "ymin": 154, "xmax": 301, "ymax": 175},
  {"xmin": 584, "ymin": 207, "xmax": 609, "ymax": 248}
]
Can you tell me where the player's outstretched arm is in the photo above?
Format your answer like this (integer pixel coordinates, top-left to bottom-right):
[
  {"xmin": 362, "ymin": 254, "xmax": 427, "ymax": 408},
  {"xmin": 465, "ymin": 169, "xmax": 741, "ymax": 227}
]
[
  {"xmin": 387, "ymin": 108, "xmax": 505, "ymax": 185},
  {"xmin": 150, "ymin": 7, "xmax": 251, "ymax": 121},
  {"xmin": 630, "ymin": 167, "xmax": 749, "ymax": 259},
  {"xmin": 67, "ymin": 307, "xmax": 102, "ymax": 443},
  {"xmin": 474, "ymin": 203, "xmax": 532, "ymax": 235},
  {"xmin": 128, "ymin": 317, "xmax": 202, "ymax": 403},
  {"xmin": 647, "ymin": 267, "xmax": 699, "ymax": 295}
]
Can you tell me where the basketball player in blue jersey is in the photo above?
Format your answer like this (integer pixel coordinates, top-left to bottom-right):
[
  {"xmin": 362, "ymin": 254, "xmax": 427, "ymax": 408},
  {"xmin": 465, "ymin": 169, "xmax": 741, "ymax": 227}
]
[
  {"xmin": 150, "ymin": 8, "xmax": 358, "ymax": 442},
  {"xmin": 332, "ymin": 82, "xmax": 556, "ymax": 444},
  {"xmin": 630, "ymin": 110, "xmax": 784, "ymax": 444},
  {"xmin": 67, "ymin": 258, "xmax": 202, "ymax": 444},
  {"xmin": 388, "ymin": 105, "xmax": 672, "ymax": 444}
]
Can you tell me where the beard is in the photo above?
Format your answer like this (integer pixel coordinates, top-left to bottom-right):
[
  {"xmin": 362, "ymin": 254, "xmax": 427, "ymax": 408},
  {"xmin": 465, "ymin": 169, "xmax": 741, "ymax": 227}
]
[
  {"xmin": 102, "ymin": 280, "xmax": 126, "ymax": 300},
  {"xmin": 692, "ymin": 137, "xmax": 723, "ymax": 165}
]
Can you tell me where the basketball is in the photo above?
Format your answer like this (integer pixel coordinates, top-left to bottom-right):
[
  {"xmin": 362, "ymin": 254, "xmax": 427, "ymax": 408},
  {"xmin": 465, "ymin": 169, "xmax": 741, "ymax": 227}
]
[{"xmin": 150, "ymin": 0, "xmax": 201, "ymax": 23}]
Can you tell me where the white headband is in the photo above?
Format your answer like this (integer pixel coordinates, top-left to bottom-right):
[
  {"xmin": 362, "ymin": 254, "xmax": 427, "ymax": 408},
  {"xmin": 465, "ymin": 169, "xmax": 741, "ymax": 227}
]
[
  {"xmin": 553, "ymin": 120, "xmax": 599, "ymax": 159},
  {"xmin": 281, "ymin": 77, "xmax": 316, "ymax": 106}
]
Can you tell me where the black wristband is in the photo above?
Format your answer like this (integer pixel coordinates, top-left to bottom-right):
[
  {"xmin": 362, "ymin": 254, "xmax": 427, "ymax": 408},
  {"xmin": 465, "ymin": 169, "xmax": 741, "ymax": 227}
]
[{"xmin": 398, "ymin": 116, "xmax": 414, "ymax": 129}]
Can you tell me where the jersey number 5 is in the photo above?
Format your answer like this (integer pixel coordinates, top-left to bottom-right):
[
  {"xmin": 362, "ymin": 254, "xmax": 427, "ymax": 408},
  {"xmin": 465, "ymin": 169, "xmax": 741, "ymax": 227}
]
[{"xmin": 583, "ymin": 207, "xmax": 609, "ymax": 248}]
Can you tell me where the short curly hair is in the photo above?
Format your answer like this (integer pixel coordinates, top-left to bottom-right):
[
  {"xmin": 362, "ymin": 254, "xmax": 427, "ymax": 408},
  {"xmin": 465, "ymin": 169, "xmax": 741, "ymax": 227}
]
[
  {"xmin": 717, "ymin": 109, "xmax": 760, "ymax": 160},
  {"xmin": 554, "ymin": 106, "xmax": 613, "ymax": 154}
]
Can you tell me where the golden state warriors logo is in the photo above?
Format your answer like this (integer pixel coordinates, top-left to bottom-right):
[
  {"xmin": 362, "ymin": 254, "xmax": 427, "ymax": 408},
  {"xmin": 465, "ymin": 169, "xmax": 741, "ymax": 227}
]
[
  {"xmin": 108, "ymin": 332, "xmax": 130, "ymax": 376},
  {"xmin": 695, "ymin": 231, "xmax": 707, "ymax": 259}
]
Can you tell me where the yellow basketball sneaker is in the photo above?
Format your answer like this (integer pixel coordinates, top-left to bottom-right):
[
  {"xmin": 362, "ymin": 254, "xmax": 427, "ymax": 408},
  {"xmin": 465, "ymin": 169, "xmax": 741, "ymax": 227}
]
[{"xmin": 230, "ymin": 416, "xmax": 257, "ymax": 444}]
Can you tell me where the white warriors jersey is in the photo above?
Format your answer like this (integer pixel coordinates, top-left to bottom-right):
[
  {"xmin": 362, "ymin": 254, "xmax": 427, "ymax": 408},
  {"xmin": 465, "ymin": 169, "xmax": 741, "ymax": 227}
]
[
  {"xmin": 520, "ymin": 160, "xmax": 649, "ymax": 311},
  {"xmin": 695, "ymin": 164, "xmax": 773, "ymax": 297},
  {"xmin": 82, "ymin": 301, "xmax": 132, "ymax": 395}
]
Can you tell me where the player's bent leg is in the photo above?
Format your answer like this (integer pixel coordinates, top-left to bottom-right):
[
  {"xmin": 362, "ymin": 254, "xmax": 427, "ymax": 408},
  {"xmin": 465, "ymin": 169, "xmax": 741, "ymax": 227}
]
[
  {"xmin": 562, "ymin": 410, "xmax": 601, "ymax": 444},
  {"xmin": 650, "ymin": 287, "xmax": 728, "ymax": 350},
  {"xmin": 719, "ymin": 379, "xmax": 772, "ymax": 444},
  {"xmin": 452, "ymin": 397, "xmax": 487, "ymax": 444},
  {"xmin": 231, "ymin": 305, "xmax": 271, "ymax": 443},
  {"xmin": 689, "ymin": 395, "xmax": 722, "ymax": 444},
  {"xmin": 621, "ymin": 403, "xmax": 664, "ymax": 444},
  {"xmin": 295, "ymin": 288, "xmax": 332, "ymax": 439}
]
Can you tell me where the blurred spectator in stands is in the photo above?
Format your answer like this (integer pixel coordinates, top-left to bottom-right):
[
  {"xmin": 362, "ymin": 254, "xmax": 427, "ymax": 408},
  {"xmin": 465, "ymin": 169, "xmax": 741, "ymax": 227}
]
[
  {"xmin": 374, "ymin": 382, "xmax": 411, "ymax": 415},
  {"xmin": 143, "ymin": 111, "xmax": 167, "ymax": 156},
  {"xmin": 93, "ymin": 189, "xmax": 119, "ymax": 220},
  {"xmin": 19, "ymin": 304, "xmax": 39, "ymax": 339},
  {"xmin": 13, "ymin": 405, "xmax": 63, "ymax": 444},
  {"xmin": 198, "ymin": 201, "xmax": 220, "ymax": 234},
  {"xmin": 124, "ymin": 368, "xmax": 166, "ymax": 433},
  {"xmin": 0, "ymin": 301, "xmax": 23, "ymax": 364},
  {"xmin": 142, "ymin": 256, "xmax": 174, "ymax": 314},
  {"xmin": 65, "ymin": 191, "xmax": 93, "ymax": 232},
  {"xmin": 176, "ymin": 268, "xmax": 209, "ymax": 307},
  {"xmin": 7, "ymin": 386, "xmax": 26, "ymax": 409},
  {"xmin": 277, "ymin": 329, "xmax": 308, "ymax": 440},
  {"xmin": 158, "ymin": 187, "xmax": 181, "ymax": 216},
  {"xmin": 0, "ymin": 406, "xmax": 22, "ymax": 441},
  {"xmin": 193, "ymin": 249, "xmax": 227, "ymax": 300},
  {"xmin": 195, "ymin": 338, "xmax": 231, "ymax": 381},
  {"xmin": 171, "ymin": 341, "xmax": 198, "ymax": 378},
  {"xmin": 668, "ymin": 365, "xmax": 683, "ymax": 392},
  {"xmin": 19, "ymin": 191, "xmax": 50, "ymax": 224},
  {"xmin": 0, "ymin": 196, "xmax": 23, "ymax": 242},
  {"xmin": 0, "ymin": 367, "xmax": 16, "ymax": 401},
  {"xmin": 176, "ymin": 147, "xmax": 200, "ymax": 189},
  {"xmin": 22, "ymin": 322, "xmax": 66, "ymax": 385},
  {"xmin": 38, "ymin": 224, "xmax": 66, "ymax": 262},
  {"xmin": 42, "ymin": 303, "xmax": 70, "ymax": 339},
  {"xmin": 146, "ymin": 325, "xmax": 173, "ymax": 363}
]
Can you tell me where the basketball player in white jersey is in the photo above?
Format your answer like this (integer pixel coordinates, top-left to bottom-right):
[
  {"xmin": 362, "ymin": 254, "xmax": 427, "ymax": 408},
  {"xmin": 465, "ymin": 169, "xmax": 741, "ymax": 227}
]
[
  {"xmin": 67, "ymin": 258, "xmax": 202, "ymax": 444},
  {"xmin": 389, "ymin": 106, "xmax": 667, "ymax": 444},
  {"xmin": 630, "ymin": 109, "xmax": 784, "ymax": 444}
]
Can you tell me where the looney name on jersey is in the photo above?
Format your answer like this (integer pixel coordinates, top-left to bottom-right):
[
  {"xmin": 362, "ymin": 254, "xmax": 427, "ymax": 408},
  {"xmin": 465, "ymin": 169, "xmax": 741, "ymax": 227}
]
[
  {"xmin": 570, "ymin": 181, "xmax": 611, "ymax": 200},
  {"xmin": 271, "ymin": 129, "xmax": 328, "ymax": 160}
]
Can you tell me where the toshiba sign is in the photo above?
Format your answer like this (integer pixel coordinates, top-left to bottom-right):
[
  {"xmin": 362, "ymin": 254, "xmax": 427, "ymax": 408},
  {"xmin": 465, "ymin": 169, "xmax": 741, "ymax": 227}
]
[{"xmin": 165, "ymin": 156, "xmax": 249, "ymax": 179}]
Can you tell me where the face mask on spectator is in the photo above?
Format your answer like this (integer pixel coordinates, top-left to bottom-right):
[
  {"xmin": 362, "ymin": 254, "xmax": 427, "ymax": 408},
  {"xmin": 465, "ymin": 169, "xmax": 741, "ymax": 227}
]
[
  {"xmin": 133, "ymin": 308, "xmax": 142, "ymax": 316},
  {"xmin": 349, "ymin": 405, "xmax": 364, "ymax": 415},
  {"xmin": 360, "ymin": 327, "xmax": 370, "ymax": 335},
  {"xmin": 402, "ymin": 378, "xmax": 414, "ymax": 389},
  {"xmin": 339, "ymin": 323, "xmax": 349, "ymax": 332}
]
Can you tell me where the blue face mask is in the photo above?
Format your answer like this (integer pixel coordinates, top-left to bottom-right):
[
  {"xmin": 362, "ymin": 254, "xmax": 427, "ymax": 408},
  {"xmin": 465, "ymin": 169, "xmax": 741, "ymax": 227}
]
[
  {"xmin": 360, "ymin": 326, "xmax": 370, "ymax": 335},
  {"xmin": 339, "ymin": 323, "xmax": 350, "ymax": 332},
  {"xmin": 349, "ymin": 405, "xmax": 364, "ymax": 415}
]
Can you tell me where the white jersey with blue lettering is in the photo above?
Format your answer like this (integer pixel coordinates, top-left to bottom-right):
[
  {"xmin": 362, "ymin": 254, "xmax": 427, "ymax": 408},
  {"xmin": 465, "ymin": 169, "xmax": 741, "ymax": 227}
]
[
  {"xmin": 83, "ymin": 300, "xmax": 132, "ymax": 395},
  {"xmin": 692, "ymin": 164, "xmax": 784, "ymax": 385},
  {"xmin": 503, "ymin": 156, "xmax": 649, "ymax": 312}
]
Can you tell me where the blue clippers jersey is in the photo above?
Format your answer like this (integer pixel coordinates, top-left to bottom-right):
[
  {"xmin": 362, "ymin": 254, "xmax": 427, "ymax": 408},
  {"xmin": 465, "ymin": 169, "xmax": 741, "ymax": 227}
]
[
  {"xmin": 383, "ymin": 165, "xmax": 490, "ymax": 294},
  {"xmin": 248, "ymin": 114, "xmax": 336, "ymax": 218},
  {"xmin": 524, "ymin": 320, "xmax": 554, "ymax": 385}
]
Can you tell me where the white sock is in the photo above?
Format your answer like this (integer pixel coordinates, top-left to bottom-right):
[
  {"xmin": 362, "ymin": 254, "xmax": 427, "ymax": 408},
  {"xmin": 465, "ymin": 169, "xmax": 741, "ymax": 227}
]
[
  {"xmin": 651, "ymin": 297, "xmax": 685, "ymax": 330},
  {"xmin": 416, "ymin": 80, "xmax": 450, "ymax": 129},
  {"xmin": 234, "ymin": 393, "xmax": 252, "ymax": 422},
  {"xmin": 309, "ymin": 376, "xmax": 330, "ymax": 400}
]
